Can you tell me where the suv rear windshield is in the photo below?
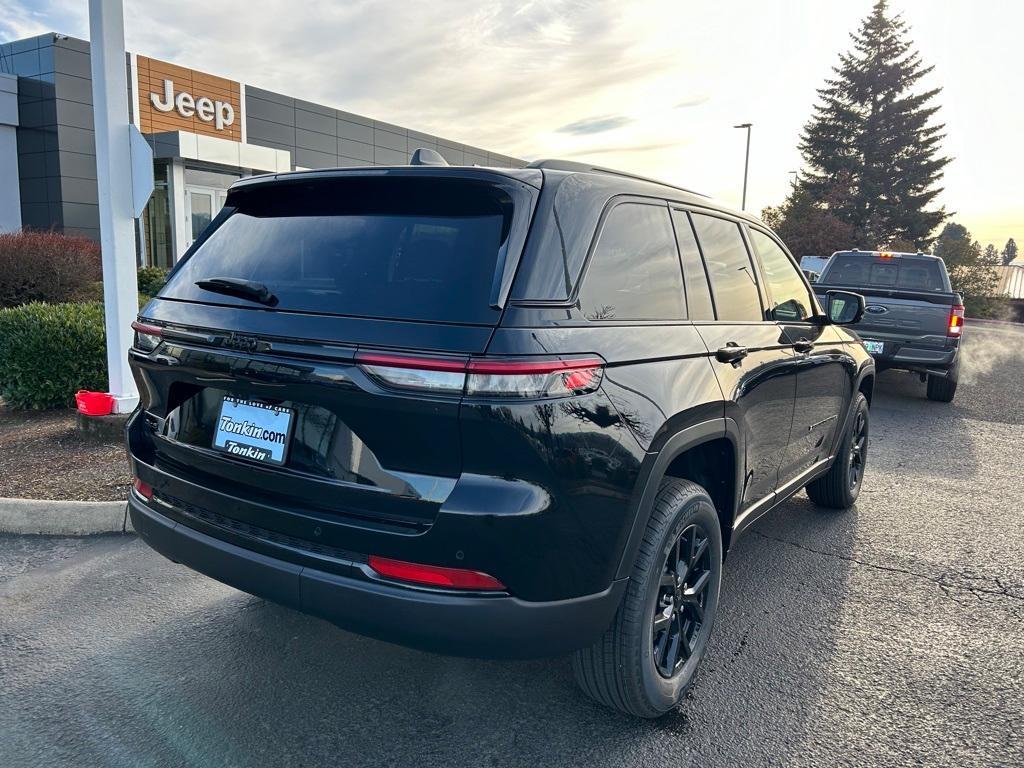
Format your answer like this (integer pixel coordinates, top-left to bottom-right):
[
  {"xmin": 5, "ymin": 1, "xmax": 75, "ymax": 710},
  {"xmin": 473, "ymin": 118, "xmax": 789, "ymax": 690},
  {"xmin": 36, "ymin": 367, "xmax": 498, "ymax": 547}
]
[
  {"xmin": 825, "ymin": 253, "xmax": 946, "ymax": 292},
  {"xmin": 160, "ymin": 176, "xmax": 516, "ymax": 324}
]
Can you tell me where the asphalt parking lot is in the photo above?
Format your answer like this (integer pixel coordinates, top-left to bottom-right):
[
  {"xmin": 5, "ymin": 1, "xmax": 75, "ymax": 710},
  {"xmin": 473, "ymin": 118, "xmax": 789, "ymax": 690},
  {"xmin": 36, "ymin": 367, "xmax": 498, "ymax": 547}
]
[{"xmin": 2, "ymin": 325, "xmax": 1022, "ymax": 768}]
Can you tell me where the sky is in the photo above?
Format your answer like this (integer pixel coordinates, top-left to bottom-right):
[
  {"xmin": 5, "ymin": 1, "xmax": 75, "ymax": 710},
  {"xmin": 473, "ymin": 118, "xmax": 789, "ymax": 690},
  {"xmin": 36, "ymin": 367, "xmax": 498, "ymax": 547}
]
[{"xmin": 2, "ymin": 0, "xmax": 1021, "ymax": 249}]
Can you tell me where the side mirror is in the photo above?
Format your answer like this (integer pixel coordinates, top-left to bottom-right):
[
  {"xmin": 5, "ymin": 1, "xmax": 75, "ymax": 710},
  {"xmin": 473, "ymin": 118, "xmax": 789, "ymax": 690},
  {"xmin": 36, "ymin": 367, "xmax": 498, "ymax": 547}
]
[{"xmin": 826, "ymin": 290, "xmax": 865, "ymax": 325}]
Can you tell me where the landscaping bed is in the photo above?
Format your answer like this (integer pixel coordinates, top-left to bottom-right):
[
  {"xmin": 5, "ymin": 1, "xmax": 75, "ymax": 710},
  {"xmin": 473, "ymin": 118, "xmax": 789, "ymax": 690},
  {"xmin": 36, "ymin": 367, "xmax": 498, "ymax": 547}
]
[{"xmin": 0, "ymin": 405, "xmax": 129, "ymax": 501}]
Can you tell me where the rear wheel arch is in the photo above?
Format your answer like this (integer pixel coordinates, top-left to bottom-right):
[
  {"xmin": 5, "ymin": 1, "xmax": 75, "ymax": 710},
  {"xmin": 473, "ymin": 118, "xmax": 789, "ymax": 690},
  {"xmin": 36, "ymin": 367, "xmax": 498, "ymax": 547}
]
[
  {"xmin": 615, "ymin": 418, "xmax": 741, "ymax": 580},
  {"xmin": 661, "ymin": 437, "xmax": 736, "ymax": 554}
]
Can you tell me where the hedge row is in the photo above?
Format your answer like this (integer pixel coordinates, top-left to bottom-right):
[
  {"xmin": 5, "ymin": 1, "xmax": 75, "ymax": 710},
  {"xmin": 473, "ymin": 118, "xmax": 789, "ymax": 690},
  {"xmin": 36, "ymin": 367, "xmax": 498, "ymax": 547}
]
[{"xmin": 0, "ymin": 302, "xmax": 107, "ymax": 410}]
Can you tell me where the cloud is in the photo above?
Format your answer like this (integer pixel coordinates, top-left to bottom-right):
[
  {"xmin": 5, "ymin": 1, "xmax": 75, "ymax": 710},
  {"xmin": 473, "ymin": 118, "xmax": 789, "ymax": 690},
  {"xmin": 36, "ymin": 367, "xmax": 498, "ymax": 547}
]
[
  {"xmin": 564, "ymin": 140, "xmax": 684, "ymax": 157},
  {"xmin": 674, "ymin": 95, "xmax": 709, "ymax": 108},
  {"xmin": 2, "ymin": 0, "xmax": 687, "ymax": 161},
  {"xmin": 556, "ymin": 114, "xmax": 633, "ymax": 135},
  {"xmin": 0, "ymin": 0, "xmax": 85, "ymax": 41}
]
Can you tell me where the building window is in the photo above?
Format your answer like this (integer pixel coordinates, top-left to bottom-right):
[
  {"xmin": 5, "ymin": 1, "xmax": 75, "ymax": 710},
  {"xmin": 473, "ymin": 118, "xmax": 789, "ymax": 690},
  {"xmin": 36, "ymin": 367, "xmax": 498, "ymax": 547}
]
[{"xmin": 145, "ymin": 177, "xmax": 172, "ymax": 269}]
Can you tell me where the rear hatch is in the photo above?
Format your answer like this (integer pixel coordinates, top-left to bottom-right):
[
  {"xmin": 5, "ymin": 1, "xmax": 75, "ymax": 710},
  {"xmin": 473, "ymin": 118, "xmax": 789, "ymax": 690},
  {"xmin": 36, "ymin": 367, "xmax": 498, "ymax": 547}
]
[
  {"xmin": 130, "ymin": 170, "xmax": 539, "ymax": 532},
  {"xmin": 816, "ymin": 252, "xmax": 957, "ymax": 349}
]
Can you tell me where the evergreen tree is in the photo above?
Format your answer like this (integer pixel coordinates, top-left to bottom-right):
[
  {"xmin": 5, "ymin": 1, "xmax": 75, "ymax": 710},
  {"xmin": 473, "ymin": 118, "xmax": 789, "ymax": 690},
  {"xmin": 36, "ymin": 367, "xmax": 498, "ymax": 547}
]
[
  {"xmin": 935, "ymin": 223, "xmax": 999, "ymax": 316},
  {"xmin": 798, "ymin": 0, "xmax": 950, "ymax": 249},
  {"xmin": 983, "ymin": 243, "xmax": 1001, "ymax": 265},
  {"xmin": 760, "ymin": 184, "xmax": 854, "ymax": 257},
  {"xmin": 1004, "ymin": 237, "xmax": 1019, "ymax": 265}
]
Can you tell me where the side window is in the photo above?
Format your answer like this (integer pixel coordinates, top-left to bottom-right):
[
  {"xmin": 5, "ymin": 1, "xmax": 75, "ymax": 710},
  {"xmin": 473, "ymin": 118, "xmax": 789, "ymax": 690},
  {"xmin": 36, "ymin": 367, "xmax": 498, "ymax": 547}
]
[
  {"xmin": 671, "ymin": 210, "xmax": 715, "ymax": 321},
  {"xmin": 690, "ymin": 213, "xmax": 762, "ymax": 322},
  {"xmin": 748, "ymin": 229, "xmax": 815, "ymax": 322},
  {"xmin": 579, "ymin": 203, "xmax": 685, "ymax": 321}
]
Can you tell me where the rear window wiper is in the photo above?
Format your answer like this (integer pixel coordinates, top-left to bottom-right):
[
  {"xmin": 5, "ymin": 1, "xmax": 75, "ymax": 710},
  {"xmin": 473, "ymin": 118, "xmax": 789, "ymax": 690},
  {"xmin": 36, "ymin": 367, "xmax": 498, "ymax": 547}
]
[{"xmin": 195, "ymin": 277, "xmax": 278, "ymax": 307}]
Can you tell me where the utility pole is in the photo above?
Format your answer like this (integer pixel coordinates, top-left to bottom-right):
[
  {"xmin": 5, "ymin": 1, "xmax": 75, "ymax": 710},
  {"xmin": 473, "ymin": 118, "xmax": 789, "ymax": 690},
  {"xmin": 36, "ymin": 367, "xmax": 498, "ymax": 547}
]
[
  {"xmin": 733, "ymin": 123, "xmax": 752, "ymax": 211},
  {"xmin": 89, "ymin": 0, "xmax": 139, "ymax": 413}
]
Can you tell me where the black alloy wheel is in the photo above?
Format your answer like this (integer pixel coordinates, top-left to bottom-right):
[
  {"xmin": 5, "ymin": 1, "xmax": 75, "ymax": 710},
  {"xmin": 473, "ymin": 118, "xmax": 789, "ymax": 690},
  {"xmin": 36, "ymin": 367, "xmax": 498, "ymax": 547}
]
[
  {"xmin": 848, "ymin": 407, "xmax": 868, "ymax": 493},
  {"xmin": 652, "ymin": 523, "xmax": 712, "ymax": 678}
]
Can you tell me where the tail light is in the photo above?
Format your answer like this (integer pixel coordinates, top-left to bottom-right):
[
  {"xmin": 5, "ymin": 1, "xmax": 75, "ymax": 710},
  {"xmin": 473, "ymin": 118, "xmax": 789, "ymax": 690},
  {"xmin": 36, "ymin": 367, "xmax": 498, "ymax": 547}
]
[
  {"xmin": 131, "ymin": 321, "xmax": 163, "ymax": 352},
  {"xmin": 465, "ymin": 358, "xmax": 604, "ymax": 398},
  {"xmin": 368, "ymin": 555, "xmax": 506, "ymax": 591},
  {"xmin": 947, "ymin": 304, "xmax": 965, "ymax": 337},
  {"xmin": 355, "ymin": 352, "xmax": 604, "ymax": 398},
  {"xmin": 132, "ymin": 477, "xmax": 153, "ymax": 500}
]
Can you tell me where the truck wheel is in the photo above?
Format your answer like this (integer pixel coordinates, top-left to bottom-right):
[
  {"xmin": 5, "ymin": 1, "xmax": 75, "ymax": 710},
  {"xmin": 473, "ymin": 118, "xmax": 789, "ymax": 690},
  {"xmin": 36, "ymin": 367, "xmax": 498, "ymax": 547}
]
[
  {"xmin": 926, "ymin": 373, "xmax": 957, "ymax": 402},
  {"xmin": 806, "ymin": 393, "xmax": 869, "ymax": 509},
  {"xmin": 572, "ymin": 479, "xmax": 722, "ymax": 718}
]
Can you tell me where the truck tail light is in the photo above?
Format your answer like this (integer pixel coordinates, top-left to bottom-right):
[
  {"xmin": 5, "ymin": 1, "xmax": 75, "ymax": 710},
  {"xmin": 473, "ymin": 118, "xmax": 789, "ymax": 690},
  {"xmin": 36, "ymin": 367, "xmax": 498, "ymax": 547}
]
[
  {"xmin": 368, "ymin": 555, "xmax": 506, "ymax": 591},
  {"xmin": 355, "ymin": 353, "xmax": 604, "ymax": 398},
  {"xmin": 947, "ymin": 304, "xmax": 965, "ymax": 337}
]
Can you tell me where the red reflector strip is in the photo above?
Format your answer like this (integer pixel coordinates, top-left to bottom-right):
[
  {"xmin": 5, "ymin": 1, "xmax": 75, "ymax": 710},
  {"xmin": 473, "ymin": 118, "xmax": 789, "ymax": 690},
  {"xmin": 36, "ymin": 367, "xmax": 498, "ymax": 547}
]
[
  {"xmin": 353, "ymin": 352, "xmax": 469, "ymax": 372},
  {"xmin": 132, "ymin": 477, "xmax": 153, "ymax": 499},
  {"xmin": 465, "ymin": 357, "xmax": 604, "ymax": 375},
  {"xmin": 368, "ymin": 555, "xmax": 506, "ymax": 591},
  {"xmin": 131, "ymin": 321, "xmax": 163, "ymax": 336}
]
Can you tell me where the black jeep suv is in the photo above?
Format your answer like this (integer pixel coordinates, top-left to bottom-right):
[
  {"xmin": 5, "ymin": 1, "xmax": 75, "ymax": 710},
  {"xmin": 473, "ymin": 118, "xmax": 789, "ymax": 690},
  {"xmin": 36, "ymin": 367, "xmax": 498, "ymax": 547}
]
[{"xmin": 126, "ymin": 157, "xmax": 874, "ymax": 717}]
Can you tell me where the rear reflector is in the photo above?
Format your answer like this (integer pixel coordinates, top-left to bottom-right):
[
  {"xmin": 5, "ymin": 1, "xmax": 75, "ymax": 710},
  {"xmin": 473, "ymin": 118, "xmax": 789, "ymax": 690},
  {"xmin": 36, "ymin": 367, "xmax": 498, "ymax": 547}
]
[
  {"xmin": 132, "ymin": 477, "xmax": 153, "ymax": 500},
  {"xmin": 355, "ymin": 352, "xmax": 604, "ymax": 398},
  {"xmin": 947, "ymin": 304, "xmax": 965, "ymax": 337},
  {"xmin": 368, "ymin": 555, "xmax": 506, "ymax": 591}
]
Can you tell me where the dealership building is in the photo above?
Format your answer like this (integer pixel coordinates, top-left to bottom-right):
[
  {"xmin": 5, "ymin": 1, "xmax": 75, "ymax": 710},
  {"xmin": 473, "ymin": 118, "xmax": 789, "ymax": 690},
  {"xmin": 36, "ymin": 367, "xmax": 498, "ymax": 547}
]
[{"xmin": 0, "ymin": 32, "xmax": 524, "ymax": 267}]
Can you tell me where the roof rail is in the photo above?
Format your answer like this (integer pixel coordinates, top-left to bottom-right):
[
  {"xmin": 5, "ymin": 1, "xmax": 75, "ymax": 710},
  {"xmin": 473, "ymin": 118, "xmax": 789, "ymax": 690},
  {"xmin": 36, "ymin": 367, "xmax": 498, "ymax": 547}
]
[{"xmin": 526, "ymin": 159, "xmax": 709, "ymax": 198}]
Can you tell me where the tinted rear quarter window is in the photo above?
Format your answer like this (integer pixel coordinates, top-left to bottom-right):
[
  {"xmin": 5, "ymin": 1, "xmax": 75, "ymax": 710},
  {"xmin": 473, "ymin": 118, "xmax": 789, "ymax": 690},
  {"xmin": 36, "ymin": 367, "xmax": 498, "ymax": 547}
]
[
  {"xmin": 161, "ymin": 177, "xmax": 516, "ymax": 324},
  {"xmin": 578, "ymin": 202, "xmax": 685, "ymax": 321},
  {"xmin": 690, "ymin": 213, "xmax": 763, "ymax": 321}
]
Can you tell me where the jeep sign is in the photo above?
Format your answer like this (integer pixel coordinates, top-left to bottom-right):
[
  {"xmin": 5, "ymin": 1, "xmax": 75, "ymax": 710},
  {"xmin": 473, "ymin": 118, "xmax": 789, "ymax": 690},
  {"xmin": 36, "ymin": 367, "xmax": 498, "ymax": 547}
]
[{"xmin": 151, "ymin": 79, "xmax": 235, "ymax": 131}]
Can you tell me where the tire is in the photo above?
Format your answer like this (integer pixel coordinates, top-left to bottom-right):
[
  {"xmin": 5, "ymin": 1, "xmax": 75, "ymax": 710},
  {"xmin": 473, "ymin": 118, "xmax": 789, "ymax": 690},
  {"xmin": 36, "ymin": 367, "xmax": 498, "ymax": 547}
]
[
  {"xmin": 926, "ymin": 372, "xmax": 957, "ymax": 402},
  {"xmin": 572, "ymin": 479, "xmax": 723, "ymax": 718},
  {"xmin": 806, "ymin": 393, "xmax": 869, "ymax": 509}
]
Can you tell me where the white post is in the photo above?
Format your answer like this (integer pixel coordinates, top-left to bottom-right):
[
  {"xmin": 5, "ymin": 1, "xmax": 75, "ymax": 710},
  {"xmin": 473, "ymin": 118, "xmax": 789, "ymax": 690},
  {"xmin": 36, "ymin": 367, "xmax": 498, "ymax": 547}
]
[{"xmin": 89, "ymin": 0, "xmax": 139, "ymax": 413}]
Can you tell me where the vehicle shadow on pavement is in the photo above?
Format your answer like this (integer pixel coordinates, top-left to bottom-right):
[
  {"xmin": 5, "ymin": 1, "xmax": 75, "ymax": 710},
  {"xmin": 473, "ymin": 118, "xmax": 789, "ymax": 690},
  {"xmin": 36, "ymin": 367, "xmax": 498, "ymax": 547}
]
[{"xmin": 10, "ymin": 517, "xmax": 857, "ymax": 768}]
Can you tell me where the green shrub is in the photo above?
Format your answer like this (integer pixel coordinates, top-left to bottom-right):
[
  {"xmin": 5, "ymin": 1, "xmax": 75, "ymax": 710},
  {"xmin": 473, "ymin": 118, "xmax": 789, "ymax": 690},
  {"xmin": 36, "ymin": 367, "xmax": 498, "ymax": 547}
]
[
  {"xmin": 0, "ymin": 231, "xmax": 102, "ymax": 308},
  {"xmin": 0, "ymin": 302, "xmax": 107, "ymax": 409},
  {"xmin": 137, "ymin": 267, "xmax": 169, "ymax": 297}
]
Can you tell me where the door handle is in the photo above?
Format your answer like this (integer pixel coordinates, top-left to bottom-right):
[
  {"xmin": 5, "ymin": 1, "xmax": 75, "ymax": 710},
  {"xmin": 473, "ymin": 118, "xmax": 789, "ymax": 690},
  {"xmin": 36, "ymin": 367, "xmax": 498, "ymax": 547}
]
[
  {"xmin": 716, "ymin": 343, "xmax": 748, "ymax": 363},
  {"xmin": 794, "ymin": 338, "xmax": 815, "ymax": 353}
]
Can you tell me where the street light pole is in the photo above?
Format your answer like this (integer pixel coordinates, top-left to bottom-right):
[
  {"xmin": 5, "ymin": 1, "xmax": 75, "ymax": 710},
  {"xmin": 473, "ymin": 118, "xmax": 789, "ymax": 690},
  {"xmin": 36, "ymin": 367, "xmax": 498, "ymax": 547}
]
[{"xmin": 733, "ymin": 123, "xmax": 752, "ymax": 211}]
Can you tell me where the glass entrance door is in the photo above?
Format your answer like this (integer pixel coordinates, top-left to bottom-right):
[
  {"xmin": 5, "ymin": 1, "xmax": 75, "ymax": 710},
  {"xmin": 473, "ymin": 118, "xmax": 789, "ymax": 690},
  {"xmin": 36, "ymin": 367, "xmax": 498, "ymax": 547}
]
[{"xmin": 185, "ymin": 187, "xmax": 227, "ymax": 249}]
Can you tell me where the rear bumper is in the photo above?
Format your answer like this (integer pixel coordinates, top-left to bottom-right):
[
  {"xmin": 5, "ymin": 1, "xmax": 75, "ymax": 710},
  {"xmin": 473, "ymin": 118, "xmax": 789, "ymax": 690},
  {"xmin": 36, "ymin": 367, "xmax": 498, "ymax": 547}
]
[
  {"xmin": 129, "ymin": 495, "xmax": 627, "ymax": 658},
  {"xmin": 860, "ymin": 337, "xmax": 959, "ymax": 375}
]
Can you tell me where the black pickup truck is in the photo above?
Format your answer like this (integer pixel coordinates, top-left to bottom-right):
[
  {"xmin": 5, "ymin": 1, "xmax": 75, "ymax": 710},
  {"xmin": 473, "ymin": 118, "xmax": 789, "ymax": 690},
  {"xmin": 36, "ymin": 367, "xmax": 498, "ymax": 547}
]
[{"xmin": 815, "ymin": 250, "xmax": 964, "ymax": 401}]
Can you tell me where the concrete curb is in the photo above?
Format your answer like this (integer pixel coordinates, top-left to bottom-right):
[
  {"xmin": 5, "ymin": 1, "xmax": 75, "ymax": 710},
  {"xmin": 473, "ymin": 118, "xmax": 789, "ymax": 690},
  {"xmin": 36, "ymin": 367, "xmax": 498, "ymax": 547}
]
[{"xmin": 0, "ymin": 497, "xmax": 134, "ymax": 536}]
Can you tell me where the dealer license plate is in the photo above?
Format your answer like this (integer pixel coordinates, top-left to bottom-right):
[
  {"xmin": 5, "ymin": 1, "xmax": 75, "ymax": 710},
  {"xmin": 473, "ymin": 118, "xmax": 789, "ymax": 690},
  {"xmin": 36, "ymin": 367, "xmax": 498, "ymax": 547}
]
[
  {"xmin": 863, "ymin": 340, "xmax": 885, "ymax": 355},
  {"xmin": 212, "ymin": 397, "xmax": 294, "ymax": 466}
]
